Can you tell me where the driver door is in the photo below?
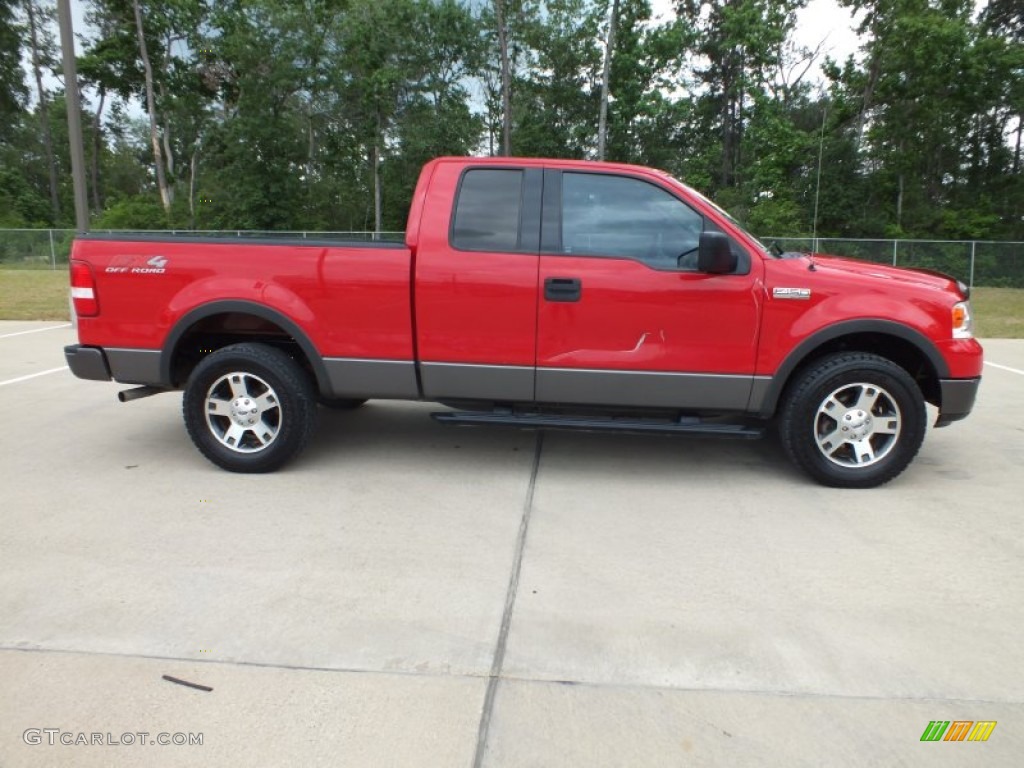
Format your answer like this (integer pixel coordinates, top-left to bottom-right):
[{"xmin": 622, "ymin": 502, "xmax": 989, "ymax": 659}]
[{"xmin": 535, "ymin": 169, "xmax": 763, "ymax": 410}]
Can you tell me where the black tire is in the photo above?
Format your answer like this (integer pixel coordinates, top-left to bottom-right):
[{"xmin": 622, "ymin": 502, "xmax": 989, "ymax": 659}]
[
  {"xmin": 182, "ymin": 343, "xmax": 317, "ymax": 473},
  {"xmin": 779, "ymin": 352, "xmax": 926, "ymax": 488},
  {"xmin": 318, "ymin": 396, "xmax": 368, "ymax": 410}
]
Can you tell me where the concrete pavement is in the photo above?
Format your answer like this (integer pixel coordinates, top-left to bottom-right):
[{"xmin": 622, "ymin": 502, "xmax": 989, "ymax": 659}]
[{"xmin": 1, "ymin": 321, "xmax": 1021, "ymax": 766}]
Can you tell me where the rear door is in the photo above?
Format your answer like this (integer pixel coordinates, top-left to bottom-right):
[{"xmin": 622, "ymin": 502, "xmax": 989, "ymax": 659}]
[
  {"xmin": 535, "ymin": 169, "xmax": 763, "ymax": 410},
  {"xmin": 414, "ymin": 162, "xmax": 542, "ymax": 401}
]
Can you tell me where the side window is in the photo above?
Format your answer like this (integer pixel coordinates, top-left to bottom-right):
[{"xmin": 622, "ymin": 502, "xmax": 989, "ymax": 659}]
[
  {"xmin": 561, "ymin": 172, "xmax": 704, "ymax": 270},
  {"xmin": 451, "ymin": 169, "xmax": 524, "ymax": 252}
]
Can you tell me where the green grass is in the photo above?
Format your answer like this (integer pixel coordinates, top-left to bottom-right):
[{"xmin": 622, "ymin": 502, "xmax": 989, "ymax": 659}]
[
  {"xmin": 1, "ymin": 268, "xmax": 1022, "ymax": 337},
  {"xmin": 0, "ymin": 269, "xmax": 70, "ymax": 320},
  {"xmin": 970, "ymin": 287, "xmax": 1024, "ymax": 339}
]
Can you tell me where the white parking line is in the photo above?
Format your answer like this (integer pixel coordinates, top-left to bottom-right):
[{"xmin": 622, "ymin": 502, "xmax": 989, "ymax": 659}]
[
  {"xmin": 0, "ymin": 323, "xmax": 72, "ymax": 339},
  {"xmin": 985, "ymin": 361, "xmax": 1024, "ymax": 376},
  {"xmin": 0, "ymin": 366, "xmax": 69, "ymax": 387}
]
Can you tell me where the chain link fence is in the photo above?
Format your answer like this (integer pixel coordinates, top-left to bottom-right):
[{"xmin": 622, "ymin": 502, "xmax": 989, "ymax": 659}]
[
  {"xmin": 0, "ymin": 229, "xmax": 75, "ymax": 269},
  {"xmin": 1, "ymin": 229, "xmax": 1022, "ymax": 289},
  {"xmin": 767, "ymin": 237, "xmax": 1024, "ymax": 289}
]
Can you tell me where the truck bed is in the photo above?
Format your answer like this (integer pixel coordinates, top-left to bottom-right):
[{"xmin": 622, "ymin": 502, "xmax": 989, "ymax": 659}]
[{"xmin": 73, "ymin": 233, "xmax": 415, "ymax": 362}]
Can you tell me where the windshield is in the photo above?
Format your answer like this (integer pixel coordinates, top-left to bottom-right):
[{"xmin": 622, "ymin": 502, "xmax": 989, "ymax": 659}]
[{"xmin": 666, "ymin": 175, "xmax": 779, "ymax": 258}]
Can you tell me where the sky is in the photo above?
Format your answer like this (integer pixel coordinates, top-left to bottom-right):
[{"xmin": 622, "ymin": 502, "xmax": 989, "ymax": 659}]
[
  {"xmin": 649, "ymin": 0, "xmax": 865, "ymax": 81},
  {"xmin": 791, "ymin": 0, "xmax": 864, "ymax": 66}
]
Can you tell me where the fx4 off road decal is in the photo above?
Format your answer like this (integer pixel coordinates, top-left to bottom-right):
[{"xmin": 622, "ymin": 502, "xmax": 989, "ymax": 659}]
[{"xmin": 105, "ymin": 255, "xmax": 169, "ymax": 275}]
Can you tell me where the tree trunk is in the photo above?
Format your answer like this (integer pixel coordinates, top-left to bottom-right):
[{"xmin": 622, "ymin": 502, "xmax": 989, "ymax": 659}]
[
  {"xmin": 720, "ymin": 62, "xmax": 735, "ymax": 187},
  {"xmin": 495, "ymin": 0, "xmax": 512, "ymax": 156},
  {"xmin": 373, "ymin": 110, "xmax": 382, "ymax": 235},
  {"xmin": 856, "ymin": 53, "xmax": 883, "ymax": 150},
  {"xmin": 1014, "ymin": 115, "xmax": 1022, "ymax": 175},
  {"xmin": 158, "ymin": 43, "xmax": 176, "ymax": 185},
  {"xmin": 735, "ymin": 48, "xmax": 745, "ymax": 187},
  {"xmin": 132, "ymin": 0, "xmax": 172, "ymax": 215},
  {"xmin": 597, "ymin": 0, "xmax": 619, "ymax": 161},
  {"xmin": 25, "ymin": 0, "xmax": 60, "ymax": 221},
  {"xmin": 162, "ymin": 120, "xmax": 174, "ymax": 179},
  {"xmin": 896, "ymin": 171, "xmax": 904, "ymax": 230},
  {"xmin": 307, "ymin": 110, "xmax": 316, "ymax": 179},
  {"xmin": 90, "ymin": 85, "xmax": 106, "ymax": 212},
  {"xmin": 188, "ymin": 146, "xmax": 198, "ymax": 229}
]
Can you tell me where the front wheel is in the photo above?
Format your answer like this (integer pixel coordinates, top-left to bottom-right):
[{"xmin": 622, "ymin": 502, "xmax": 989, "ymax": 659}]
[
  {"xmin": 779, "ymin": 353, "xmax": 926, "ymax": 488},
  {"xmin": 183, "ymin": 343, "xmax": 318, "ymax": 473}
]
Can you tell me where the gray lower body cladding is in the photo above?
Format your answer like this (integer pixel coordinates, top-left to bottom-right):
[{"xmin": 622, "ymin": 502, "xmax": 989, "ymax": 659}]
[
  {"xmin": 65, "ymin": 346, "xmax": 981, "ymax": 426},
  {"xmin": 64, "ymin": 345, "xmax": 161, "ymax": 386}
]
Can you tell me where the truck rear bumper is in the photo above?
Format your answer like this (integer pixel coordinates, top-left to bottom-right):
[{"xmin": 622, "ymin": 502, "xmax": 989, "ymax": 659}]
[
  {"xmin": 64, "ymin": 344, "xmax": 165, "ymax": 387},
  {"xmin": 64, "ymin": 344, "xmax": 111, "ymax": 381},
  {"xmin": 935, "ymin": 377, "xmax": 981, "ymax": 427}
]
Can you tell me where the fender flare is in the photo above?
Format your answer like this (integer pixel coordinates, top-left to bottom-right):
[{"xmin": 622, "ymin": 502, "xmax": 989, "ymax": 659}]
[
  {"xmin": 161, "ymin": 300, "xmax": 330, "ymax": 394},
  {"xmin": 755, "ymin": 319, "xmax": 949, "ymax": 417}
]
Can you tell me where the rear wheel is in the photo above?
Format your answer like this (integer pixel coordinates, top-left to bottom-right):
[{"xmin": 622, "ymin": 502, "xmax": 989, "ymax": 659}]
[
  {"xmin": 779, "ymin": 352, "xmax": 926, "ymax": 488},
  {"xmin": 183, "ymin": 343, "xmax": 317, "ymax": 473}
]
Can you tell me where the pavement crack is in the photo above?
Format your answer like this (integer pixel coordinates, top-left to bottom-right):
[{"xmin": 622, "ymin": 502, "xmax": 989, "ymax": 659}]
[{"xmin": 472, "ymin": 431, "xmax": 544, "ymax": 768}]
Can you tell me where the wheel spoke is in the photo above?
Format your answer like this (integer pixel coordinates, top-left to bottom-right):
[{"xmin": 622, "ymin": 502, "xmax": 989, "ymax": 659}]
[
  {"xmin": 854, "ymin": 386, "xmax": 881, "ymax": 413},
  {"xmin": 207, "ymin": 397, "xmax": 232, "ymax": 416},
  {"xmin": 817, "ymin": 427, "xmax": 846, "ymax": 455},
  {"xmin": 223, "ymin": 423, "xmax": 247, "ymax": 447},
  {"xmin": 874, "ymin": 418, "xmax": 899, "ymax": 435},
  {"xmin": 849, "ymin": 438, "xmax": 876, "ymax": 465},
  {"xmin": 818, "ymin": 396, "xmax": 844, "ymax": 417},
  {"xmin": 256, "ymin": 392, "xmax": 279, "ymax": 413},
  {"xmin": 254, "ymin": 419, "xmax": 276, "ymax": 445},
  {"xmin": 227, "ymin": 374, "xmax": 248, "ymax": 399}
]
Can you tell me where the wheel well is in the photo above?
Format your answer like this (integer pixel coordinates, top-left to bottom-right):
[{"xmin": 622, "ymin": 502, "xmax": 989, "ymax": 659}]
[
  {"xmin": 169, "ymin": 312, "xmax": 320, "ymax": 390},
  {"xmin": 780, "ymin": 332, "xmax": 941, "ymax": 409}
]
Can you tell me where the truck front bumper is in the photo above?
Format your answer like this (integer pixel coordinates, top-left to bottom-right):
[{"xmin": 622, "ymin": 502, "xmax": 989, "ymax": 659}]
[
  {"xmin": 935, "ymin": 377, "xmax": 981, "ymax": 427},
  {"xmin": 64, "ymin": 344, "xmax": 112, "ymax": 381}
]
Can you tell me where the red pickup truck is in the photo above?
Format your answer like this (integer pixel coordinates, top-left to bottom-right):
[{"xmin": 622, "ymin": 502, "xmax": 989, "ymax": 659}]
[{"xmin": 65, "ymin": 157, "xmax": 982, "ymax": 487}]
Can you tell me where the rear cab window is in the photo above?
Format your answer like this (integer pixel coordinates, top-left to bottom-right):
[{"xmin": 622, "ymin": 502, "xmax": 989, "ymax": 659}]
[{"xmin": 450, "ymin": 169, "xmax": 524, "ymax": 252}]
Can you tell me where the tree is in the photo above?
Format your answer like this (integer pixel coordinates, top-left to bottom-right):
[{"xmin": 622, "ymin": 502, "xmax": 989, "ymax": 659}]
[
  {"xmin": 128, "ymin": 0, "xmax": 169, "ymax": 213},
  {"xmin": 79, "ymin": 0, "xmax": 146, "ymax": 213},
  {"xmin": 679, "ymin": 0, "xmax": 806, "ymax": 191},
  {"xmin": 384, "ymin": 0, "xmax": 484, "ymax": 228},
  {"xmin": 0, "ymin": 0, "xmax": 27, "ymax": 142},
  {"xmin": 827, "ymin": 0, "xmax": 1021, "ymax": 238},
  {"xmin": 0, "ymin": 0, "xmax": 1018, "ymax": 240},
  {"xmin": 335, "ymin": 0, "xmax": 434, "ymax": 232},
  {"xmin": 512, "ymin": 0, "xmax": 603, "ymax": 158},
  {"xmin": 597, "ymin": 0, "xmax": 618, "ymax": 159},
  {"xmin": 22, "ymin": 0, "xmax": 60, "ymax": 221},
  {"xmin": 494, "ymin": 0, "xmax": 513, "ymax": 155}
]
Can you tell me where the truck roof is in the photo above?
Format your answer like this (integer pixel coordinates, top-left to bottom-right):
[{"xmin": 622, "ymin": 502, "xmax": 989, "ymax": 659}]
[{"xmin": 428, "ymin": 155, "xmax": 675, "ymax": 180}]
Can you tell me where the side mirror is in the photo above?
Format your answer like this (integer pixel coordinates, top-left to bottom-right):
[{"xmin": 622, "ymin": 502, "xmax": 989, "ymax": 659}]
[{"xmin": 698, "ymin": 231, "xmax": 737, "ymax": 274}]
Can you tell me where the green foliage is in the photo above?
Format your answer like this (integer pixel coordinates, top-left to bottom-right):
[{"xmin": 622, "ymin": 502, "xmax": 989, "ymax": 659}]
[
  {"xmin": 0, "ymin": 166, "xmax": 50, "ymax": 226},
  {"xmin": 0, "ymin": 0, "xmax": 27, "ymax": 142},
  {"xmin": 93, "ymin": 195, "xmax": 168, "ymax": 229},
  {"xmin": 512, "ymin": 0, "xmax": 604, "ymax": 158},
  {"xmin": 0, "ymin": 0, "xmax": 1019, "ymax": 241}
]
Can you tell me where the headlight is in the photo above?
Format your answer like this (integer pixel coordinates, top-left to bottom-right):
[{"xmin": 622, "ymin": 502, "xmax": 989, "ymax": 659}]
[{"xmin": 952, "ymin": 301, "xmax": 973, "ymax": 339}]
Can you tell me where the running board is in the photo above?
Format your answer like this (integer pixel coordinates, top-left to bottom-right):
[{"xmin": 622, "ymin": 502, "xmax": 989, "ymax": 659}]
[{"xmin": 431, "ymin": 410, "xmax": 764, "ymax": 439}]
